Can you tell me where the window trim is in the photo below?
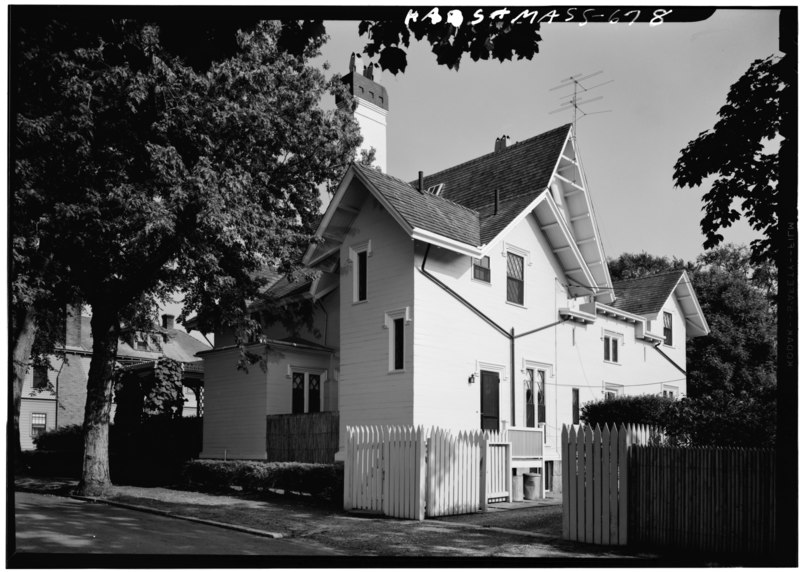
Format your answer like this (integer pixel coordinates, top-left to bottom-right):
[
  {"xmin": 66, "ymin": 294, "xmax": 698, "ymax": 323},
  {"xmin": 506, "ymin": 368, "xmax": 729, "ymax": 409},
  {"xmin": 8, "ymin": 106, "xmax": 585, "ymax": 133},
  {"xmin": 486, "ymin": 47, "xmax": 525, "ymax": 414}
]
[
  {"xmin": 472, "ymin": 256, "xmax": 491, "ymax": 284},
  {"xmin": 604, "ymin": 382, "xmax": 623, "ymax": 400},
  {"xmin": 289, "ymin": 368, "xmax": 327, "ymax": 414},
  {"xmin": 506, "ymin": 251, "xmax": 525, "ymax": 306},
  {"xmin": 602, "ymin": 329, "xmax": 622, "ymax": 364},
  {"xmin": 349, "ymin": 240, "xmax": 372, "ymax": 304},
  {"xmin": 31, "ymin": 412, "xmax": 47, "ymax": 438},
  {"xmin": 663, "ymin": 311, "xmax": 673, "ymax": 347},
  {"xmin": 384, "ymin": 308, "xmax": 411, "ymax": 373},
  {"xmin": 662, "ymin": 384, "xmax": 678, "ymax": 399}
]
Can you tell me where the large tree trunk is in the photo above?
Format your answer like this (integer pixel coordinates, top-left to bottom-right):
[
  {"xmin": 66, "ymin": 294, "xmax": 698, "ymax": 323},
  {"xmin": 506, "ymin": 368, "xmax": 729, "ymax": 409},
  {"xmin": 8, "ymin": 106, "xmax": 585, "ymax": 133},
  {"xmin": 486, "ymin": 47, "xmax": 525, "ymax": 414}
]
[
  {"xmin": 76, "ymin": 309, "xmax": 120, "ymax": 497},
  {"xmin": 12, "ymin": 305, "xmax": 37, "ymax": 469}
]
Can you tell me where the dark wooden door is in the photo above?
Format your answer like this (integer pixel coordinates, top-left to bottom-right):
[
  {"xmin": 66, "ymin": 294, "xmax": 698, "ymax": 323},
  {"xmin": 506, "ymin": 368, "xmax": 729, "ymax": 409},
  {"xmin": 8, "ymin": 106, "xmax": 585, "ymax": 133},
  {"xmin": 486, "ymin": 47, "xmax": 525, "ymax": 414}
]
[{"xmin": 480, "ymin": 370, "xmax": 500, "ymax": 431}]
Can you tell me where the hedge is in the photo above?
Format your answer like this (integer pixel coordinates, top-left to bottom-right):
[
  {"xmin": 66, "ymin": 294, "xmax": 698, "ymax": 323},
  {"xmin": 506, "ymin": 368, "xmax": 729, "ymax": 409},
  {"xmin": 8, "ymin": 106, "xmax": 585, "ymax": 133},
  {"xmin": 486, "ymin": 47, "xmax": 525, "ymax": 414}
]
[{"xmin": 182, "ymin": 459, "xmax": 344, "ymax": 504}]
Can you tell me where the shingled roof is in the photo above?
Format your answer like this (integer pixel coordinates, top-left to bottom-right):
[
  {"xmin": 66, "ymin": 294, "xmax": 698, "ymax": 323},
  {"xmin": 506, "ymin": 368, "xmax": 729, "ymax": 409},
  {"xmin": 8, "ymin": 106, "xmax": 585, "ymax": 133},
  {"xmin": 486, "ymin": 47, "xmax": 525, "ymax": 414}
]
[
  {"xmin": 610, "ymin": 270, "xmax": 686, "ymax": 316},
  {"xmin": 353, "ymin": 162, "xmax": 481, "ymax": 246}
]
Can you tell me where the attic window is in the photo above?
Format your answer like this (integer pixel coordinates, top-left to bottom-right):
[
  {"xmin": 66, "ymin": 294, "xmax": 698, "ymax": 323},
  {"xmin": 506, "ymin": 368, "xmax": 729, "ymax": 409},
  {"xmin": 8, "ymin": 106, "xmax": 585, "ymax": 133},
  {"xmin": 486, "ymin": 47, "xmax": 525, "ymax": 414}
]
[{"xmin": 426, "ymin": 183, "xmax": 444, "ymax": 196}]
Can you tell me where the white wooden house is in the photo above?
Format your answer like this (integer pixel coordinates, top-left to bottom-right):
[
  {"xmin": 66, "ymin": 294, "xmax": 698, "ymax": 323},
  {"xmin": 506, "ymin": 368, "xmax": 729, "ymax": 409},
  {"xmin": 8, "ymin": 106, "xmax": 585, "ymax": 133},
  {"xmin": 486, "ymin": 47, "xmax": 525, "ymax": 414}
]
[{"xmin": 198, "ymin": 59, "xmax": 709, "ymax": 489}]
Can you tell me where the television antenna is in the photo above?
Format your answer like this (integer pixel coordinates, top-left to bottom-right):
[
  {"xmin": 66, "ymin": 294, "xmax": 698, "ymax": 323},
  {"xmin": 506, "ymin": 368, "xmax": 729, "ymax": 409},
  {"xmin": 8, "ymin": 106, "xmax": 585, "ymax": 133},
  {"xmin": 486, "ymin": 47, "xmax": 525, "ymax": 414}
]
[{"xmin": 548, "ymin": 71, "xmax": 613, "ymax": 139}]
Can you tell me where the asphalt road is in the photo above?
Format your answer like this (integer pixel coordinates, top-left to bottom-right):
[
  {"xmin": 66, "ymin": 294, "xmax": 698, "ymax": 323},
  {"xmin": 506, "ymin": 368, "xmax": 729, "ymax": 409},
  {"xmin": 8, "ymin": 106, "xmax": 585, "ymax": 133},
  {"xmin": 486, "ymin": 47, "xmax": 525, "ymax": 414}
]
[{"xmin": 12, "ymin": 492, "xmax": 336, "ymax": 557}]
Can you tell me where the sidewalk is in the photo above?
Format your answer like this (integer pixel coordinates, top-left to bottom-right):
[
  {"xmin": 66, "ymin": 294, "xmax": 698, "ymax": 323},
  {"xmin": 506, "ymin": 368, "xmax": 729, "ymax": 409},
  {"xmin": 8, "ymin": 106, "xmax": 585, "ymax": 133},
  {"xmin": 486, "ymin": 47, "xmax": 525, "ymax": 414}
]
[{"xmin": 13, "ymin": 476, "xmax": 651, "ymax": 559}]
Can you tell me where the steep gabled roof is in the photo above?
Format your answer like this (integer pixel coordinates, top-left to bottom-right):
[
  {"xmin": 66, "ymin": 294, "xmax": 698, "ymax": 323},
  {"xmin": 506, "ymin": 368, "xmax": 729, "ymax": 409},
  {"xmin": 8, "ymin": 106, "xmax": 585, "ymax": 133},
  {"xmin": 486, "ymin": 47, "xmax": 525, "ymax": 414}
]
[
  {"xmin": 611, "ymin": 271, "xmax": 686, "ymax": 316},
  {"xmin": 353, "ymin": 163, "xmax": 481, "ymax": 246},
  {"xmin": 611, "ymin": 270, "xmax": 709, "ymax": 338}
]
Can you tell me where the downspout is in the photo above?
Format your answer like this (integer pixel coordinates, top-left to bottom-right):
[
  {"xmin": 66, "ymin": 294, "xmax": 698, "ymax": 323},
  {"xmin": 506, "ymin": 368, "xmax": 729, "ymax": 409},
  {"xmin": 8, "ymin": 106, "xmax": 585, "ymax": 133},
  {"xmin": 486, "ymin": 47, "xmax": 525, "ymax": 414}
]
[
  {"xmin": 419, "ymin": 242, "xmax": 568, "ymax": 429},
  {"xmin": 651, "ymin": 341, "xmax": 687, "ymax": 376}
]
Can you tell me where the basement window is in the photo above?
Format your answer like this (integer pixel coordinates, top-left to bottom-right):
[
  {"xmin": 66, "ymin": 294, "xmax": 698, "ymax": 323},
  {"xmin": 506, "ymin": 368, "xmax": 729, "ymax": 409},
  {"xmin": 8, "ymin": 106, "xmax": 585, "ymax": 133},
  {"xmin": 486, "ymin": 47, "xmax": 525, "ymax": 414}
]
[{"xmin": 473, "ymin": 256, "xmax": 491, "ymax": 283}]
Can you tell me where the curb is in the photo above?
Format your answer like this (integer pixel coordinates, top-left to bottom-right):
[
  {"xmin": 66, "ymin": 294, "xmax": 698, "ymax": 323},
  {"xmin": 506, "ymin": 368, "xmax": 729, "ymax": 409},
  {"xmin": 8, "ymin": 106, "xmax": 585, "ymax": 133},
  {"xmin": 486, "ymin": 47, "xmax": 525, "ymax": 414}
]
[{"xmin": 69, "ymin": 494, "xmax": 286, "ymax": 539}]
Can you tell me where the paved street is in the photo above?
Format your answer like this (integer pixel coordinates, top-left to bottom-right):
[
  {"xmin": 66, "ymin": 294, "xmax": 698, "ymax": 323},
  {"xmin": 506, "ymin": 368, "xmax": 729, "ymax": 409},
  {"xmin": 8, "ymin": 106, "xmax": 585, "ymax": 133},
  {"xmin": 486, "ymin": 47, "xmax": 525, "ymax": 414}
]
[{"xmin": 13, "ymin": 492, "xmax": 336, "ymax": 556}]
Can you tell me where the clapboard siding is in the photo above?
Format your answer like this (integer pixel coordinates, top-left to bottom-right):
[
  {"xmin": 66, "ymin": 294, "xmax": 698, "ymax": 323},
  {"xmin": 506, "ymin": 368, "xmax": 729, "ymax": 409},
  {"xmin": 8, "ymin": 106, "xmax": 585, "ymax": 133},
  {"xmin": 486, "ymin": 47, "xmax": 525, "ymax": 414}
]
[
  {"xmin": 19, "ymin": 398, "xmax": 57, "ymax": 451},
  {"xmin": 338, "ymin": 192, "xmax": 415, "ymax": 445},
  {"xmin": 201, "ymin": 347, "xmax": 268, "ymax": 459}
]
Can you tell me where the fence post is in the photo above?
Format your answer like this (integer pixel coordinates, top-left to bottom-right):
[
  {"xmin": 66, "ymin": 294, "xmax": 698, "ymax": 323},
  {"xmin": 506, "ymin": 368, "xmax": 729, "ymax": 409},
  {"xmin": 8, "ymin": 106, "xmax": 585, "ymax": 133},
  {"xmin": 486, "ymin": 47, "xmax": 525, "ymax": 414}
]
[
  {"xmin": 479, "ymin": 434, "xmax": 488, "ymax": 512},
  {"xmin": 562, "ymin": 425, "xmax": 569, "ymax": 539},
  {"xmin": 344, "ymin": 427, "xmax": 352, "ymax": 510},
  {"xmin": 619, "ymin": 424, "xmax": 628, "ymax": 545},
  {"xmin": 416, "ymin": 426, "xmax": 426, "ymax": 520}
]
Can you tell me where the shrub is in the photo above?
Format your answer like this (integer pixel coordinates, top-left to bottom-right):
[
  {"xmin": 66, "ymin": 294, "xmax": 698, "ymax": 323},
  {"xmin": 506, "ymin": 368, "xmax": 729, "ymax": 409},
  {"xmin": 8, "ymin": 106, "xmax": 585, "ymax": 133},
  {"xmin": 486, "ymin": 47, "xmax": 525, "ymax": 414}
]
[
  {"xmin": 181, "ymin": 459, "xmax": 344, "ymax": 504},
  {"xmin": 33, "ymin": 424, "xmax": 84, "ymax": 452},
  {"xmin": 580, "ymin": 394, "xmax": 676, "ymax": 429}
]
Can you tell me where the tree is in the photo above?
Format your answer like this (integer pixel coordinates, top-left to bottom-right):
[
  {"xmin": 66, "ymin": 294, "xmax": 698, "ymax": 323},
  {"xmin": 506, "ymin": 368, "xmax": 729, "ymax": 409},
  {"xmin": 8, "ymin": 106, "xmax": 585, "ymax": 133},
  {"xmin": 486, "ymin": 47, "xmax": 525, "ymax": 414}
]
[
  {"xmin": 673, "ymin": 55, "xmax": 783, "ymax": 266},
  {"xmin": 607, "ymin": 252, "xmax": 689, "ymax": 282},
  {"xmin": 12, "ymin": 19, "xmax": 362, "ymax": 495}
]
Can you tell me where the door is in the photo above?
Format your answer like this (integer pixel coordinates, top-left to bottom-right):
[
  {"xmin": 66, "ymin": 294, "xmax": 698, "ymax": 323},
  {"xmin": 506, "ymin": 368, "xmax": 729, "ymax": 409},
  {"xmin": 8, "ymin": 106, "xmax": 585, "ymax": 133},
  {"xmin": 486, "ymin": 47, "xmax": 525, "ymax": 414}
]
[{"xmin": 480, "ymin": 370, "xmax": 500, "ymax": 431}]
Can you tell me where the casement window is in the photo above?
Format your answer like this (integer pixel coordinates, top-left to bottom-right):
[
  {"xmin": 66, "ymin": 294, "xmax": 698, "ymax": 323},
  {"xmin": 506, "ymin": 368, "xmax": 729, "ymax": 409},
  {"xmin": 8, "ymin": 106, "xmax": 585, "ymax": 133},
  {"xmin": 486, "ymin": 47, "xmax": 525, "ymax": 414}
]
[
  {"xmin": 472, "ymin": 256, "xmax": 491, "ymax": 283},
  {"xmin": 603, "ymin": 333, "xmax": 621, "ymax": 364},
  {"xmin": 525, "ymin": 367, "xmax": 547, "ymax": 428},
  {"xmin": 32, "ymin": 365, "xmax": 48, "ymax": 390},
  {"xmin": 572, "ymin": 388, "xmax": 580, "ymax": 425},
  {"xmin": 349, "ymin": 241, "xmax": 372, "ymax": 303},
  {"xmin": 385, "ymin": 308, "xmax": 410, "ymax": 372},
  {"xmin": 31, "ymin": 413, "xmax": 46, "ymax": 438},
  {"xmin": 291, "ymin": 370, "xmax": 323, "ymax": 414},
  {"xmin": 663, "ymin": 312, "xmax": 673, "ymax": 346},
  {"xmin": 506, "ymin": 252, "xmax": 524, "ymax": 305}
]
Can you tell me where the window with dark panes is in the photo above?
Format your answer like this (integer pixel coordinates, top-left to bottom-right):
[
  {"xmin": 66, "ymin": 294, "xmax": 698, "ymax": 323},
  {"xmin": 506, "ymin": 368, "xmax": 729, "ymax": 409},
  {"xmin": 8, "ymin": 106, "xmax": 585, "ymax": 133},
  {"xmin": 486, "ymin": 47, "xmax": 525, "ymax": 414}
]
[
  {"xmin": 663, "ymin": 312, "xmax": 673, "ymax": 346},
  {"xmin": 604, "ymin": 335, "xmax": 619, "ymax": 363},
  {"xmin": 473, "ymin": 256, "xmax": 491, "ymax": 282},
  {"xmin": 308, "ymin": 373, "xmax": 321, "ymax": 413},
  {"xmin": 393, "ymin": 318, "xmax": 404, "ymax": 371},
  {"xmin": 31, "ymin": 413, "xmax": 46, "ymax": 438},
  {"xmin": 292, "ymin": 372, "xmax": 305, "ymax": 414},
  {"xmin": 572, "ymin": 388, "xmax": 580, "ymax": 425},
  {"xmin": 507, "ymin": 252, "xmax": 524, "ymax": 304},
  {"xmin": 357, "ymin": 250, "xmax": 368, "ymax": 302},
  {"xmin": 33, "ymin": 365, "xmax": 48, "ymax": 390}
]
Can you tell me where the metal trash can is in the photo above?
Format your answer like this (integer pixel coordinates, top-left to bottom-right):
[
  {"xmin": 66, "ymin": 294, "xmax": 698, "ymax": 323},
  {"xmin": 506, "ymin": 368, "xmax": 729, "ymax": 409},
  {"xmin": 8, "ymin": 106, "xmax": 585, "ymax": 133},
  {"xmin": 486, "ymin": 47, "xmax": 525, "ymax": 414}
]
[
  {"xmin": 512, "ymin": 475, "xmax": 524, "ymax": 501},
  {"xmin": 523, "ymin": 473, "xmax": 542, "ymax": 500}
]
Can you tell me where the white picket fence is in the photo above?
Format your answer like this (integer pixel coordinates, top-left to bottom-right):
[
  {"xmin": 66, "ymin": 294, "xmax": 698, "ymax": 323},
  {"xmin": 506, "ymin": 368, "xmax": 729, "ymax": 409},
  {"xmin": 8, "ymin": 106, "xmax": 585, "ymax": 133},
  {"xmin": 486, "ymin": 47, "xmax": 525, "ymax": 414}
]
[
  {"xmin": 561, "ymin": 423, "xmax": 655, "ymax": 545},
  {"xmin": 344, "ymin": 425, "xmax": 520, "ymax": 520}
]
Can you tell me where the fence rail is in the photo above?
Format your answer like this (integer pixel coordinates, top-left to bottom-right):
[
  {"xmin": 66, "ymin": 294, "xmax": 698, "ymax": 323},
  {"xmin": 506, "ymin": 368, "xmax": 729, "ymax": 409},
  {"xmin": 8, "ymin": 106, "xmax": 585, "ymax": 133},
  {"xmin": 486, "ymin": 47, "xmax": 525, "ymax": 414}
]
[
  {"xmin": 266, "ymin": 412, "xmax": 339, "ymax": 464},
  {"xmin": 629, "ymin": 445, "xmax": 776, "ymax": 555}
]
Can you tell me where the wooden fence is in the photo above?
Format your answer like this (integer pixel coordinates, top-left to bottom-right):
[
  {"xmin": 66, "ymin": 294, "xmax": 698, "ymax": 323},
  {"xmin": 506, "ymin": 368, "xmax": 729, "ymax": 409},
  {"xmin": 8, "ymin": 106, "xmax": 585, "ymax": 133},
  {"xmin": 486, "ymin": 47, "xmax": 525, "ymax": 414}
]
[
  {"xmin": 629, "ymin": 446, "xmax": 776, "ymax": 555},
  {"xmin": 563, "ymin": 423, "xmax": 777, "ymax": 555},
  {"xmin": 344, "ymin": 425, "xmax": 513, "ymax": 520},
  {"xmin": 562, "ymin": 423, "xmax": 629, "ymax": 545},
  {"xmin": 266, "ymin": 411, "xmax": 339, "ymax": 463}
]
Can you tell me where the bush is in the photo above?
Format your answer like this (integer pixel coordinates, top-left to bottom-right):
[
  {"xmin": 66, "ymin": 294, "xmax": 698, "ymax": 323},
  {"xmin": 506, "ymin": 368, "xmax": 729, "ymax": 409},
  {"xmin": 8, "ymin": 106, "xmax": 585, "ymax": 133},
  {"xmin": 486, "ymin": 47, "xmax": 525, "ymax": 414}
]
[
  {"xmin": 33, "ymin": 424, "xmax": 84, "ymax": 452},
  {"xmin": 182, "ymin": 460, "xmax": 344, "ymax": 504},
  {"xmin": 581, "ymin": 394, "xmax": 676, "ymax": 429}
]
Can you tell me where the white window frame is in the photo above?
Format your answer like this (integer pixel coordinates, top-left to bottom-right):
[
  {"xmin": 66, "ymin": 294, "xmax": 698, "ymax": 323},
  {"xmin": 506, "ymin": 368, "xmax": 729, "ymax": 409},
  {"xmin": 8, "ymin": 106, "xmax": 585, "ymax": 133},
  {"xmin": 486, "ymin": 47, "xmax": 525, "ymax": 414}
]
[
  {"xmin": 384, "ymin": 308, "xmax": 411, "ymax": 373},
  {"xmin": 604, "ymin": 382, "xmax": 623, "ymax": 400},
  {"xmin": 289, "ymin": 368, "xmax": 327, "ymax": 414},
  {"xmin": 472, "ymin": 255, "xmax": 491, "ymax": 284},
  {"xmin": 663, "ymin": 311, "xmax": 674, "ymax": 347},
  {"xmin": 523, "ymin": 360, "xmax": 552, "ymax": 432},
  {"xmin": 348, "ymin": 240, "xmax": 372, "ymax": 304},
  {"xmin": 662, "ymin": 384, "xmax": 678, "ymax": 399},
  {"xmin": 31, "ymin": 412, "xmax": 47, "ymax": 438},
  {"xmin": 602, "ymin": 329, "xmax": 623, "ymax": 364},
  {"xmin": 502, "ymin": 243, "xmax": 530, "ymax": 308}
]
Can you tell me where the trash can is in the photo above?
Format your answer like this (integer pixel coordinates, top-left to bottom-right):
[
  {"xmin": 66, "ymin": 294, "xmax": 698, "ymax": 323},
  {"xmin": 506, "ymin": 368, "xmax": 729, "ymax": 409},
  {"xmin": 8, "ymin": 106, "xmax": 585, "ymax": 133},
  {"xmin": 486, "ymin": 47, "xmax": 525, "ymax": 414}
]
[
  {"xmin": 512, "ymin": 475, "xmax": 524, "ymax": 501},
  {"xmin": 523, "ymin": 473, "xmax": 542, "ymax": 500}
]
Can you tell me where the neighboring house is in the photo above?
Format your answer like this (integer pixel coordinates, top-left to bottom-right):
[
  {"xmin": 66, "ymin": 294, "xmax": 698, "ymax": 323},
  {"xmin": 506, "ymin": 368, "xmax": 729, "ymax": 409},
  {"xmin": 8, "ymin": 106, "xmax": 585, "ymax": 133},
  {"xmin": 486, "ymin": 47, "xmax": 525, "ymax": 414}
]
[
  {"xmin": 198, "ymin": 57, "xmax": 709, "ymax": 490},
  {"xmin": 19, "ymin": 309, "xmax": 210, "ymax": 450}
]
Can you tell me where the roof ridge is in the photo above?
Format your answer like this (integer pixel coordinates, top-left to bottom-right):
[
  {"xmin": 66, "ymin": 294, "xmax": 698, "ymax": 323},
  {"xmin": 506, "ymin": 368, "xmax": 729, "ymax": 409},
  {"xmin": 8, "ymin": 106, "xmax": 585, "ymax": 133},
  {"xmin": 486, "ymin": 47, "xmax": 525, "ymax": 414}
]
[{"xmin": 414, "ymin": 123, "xmax": 571, "ymax": 183}]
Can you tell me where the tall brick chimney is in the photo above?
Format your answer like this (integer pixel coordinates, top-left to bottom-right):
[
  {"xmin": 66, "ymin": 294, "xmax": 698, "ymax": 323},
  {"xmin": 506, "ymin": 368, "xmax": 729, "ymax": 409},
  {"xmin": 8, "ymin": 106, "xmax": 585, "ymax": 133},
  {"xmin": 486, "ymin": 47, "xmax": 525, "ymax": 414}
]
[
  {"xmin": 162, "ymin": 314, "xmax": 175, "ymax": 330},
  {"xmin": 495, "ymin": 135, "xmax": 509, "ymax": 152},
  {"xmin": 65, "ymin": 305, "xmax": 82, "ymax": 348}
]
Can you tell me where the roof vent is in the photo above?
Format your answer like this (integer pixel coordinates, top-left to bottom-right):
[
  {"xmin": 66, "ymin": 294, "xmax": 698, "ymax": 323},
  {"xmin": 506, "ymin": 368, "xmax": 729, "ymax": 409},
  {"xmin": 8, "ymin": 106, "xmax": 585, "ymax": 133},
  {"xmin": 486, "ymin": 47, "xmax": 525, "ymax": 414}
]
[
  {"xmin": 495, "ymin": 134, "xmax": 510, "ymax": 152},
  {"xmin": 426, "ymin": 183, "xmax": 444, "ymax": 196}
]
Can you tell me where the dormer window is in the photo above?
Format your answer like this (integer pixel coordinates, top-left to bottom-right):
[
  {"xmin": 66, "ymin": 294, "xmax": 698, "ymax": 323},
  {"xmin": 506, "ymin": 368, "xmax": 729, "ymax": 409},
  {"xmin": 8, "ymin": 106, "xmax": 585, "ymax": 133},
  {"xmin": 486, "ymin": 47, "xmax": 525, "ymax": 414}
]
[{"xmin": 426, "ymin": 183, "xmax": 444, "ymax": 196}]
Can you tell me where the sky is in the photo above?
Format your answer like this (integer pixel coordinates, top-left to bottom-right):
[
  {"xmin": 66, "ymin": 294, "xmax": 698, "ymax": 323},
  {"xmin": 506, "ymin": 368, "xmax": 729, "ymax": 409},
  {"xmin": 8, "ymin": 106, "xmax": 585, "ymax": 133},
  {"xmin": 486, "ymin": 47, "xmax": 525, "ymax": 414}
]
[{"xmin": 313, "ymin": 8, "xmax": 780, "ymax": 264}]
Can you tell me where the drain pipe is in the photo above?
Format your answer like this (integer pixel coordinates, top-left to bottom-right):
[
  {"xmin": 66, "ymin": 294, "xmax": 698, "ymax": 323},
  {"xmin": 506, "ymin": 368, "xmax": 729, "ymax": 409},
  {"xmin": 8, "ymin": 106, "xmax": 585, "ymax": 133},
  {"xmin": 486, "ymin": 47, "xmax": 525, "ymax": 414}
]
[{"xmin": 651, "ymin": 341, "xmax": 687, "ymax": 375}]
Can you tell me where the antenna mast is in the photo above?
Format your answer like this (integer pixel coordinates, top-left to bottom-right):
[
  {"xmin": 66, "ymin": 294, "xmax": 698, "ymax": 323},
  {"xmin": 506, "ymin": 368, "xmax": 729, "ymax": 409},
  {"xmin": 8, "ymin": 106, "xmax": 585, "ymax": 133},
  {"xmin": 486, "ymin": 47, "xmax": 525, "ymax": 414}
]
[{"xmin": 548, "ymin": 71, "xmax": 613, "ymax": 140}]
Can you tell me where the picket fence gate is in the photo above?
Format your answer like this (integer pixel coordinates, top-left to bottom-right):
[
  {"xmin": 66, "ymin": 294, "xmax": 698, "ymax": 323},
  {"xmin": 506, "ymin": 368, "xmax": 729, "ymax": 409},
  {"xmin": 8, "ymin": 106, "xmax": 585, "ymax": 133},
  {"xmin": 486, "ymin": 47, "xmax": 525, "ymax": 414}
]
[{"xmin": 344, "ymin": 425, "xmax": 512, "ymax": 520}]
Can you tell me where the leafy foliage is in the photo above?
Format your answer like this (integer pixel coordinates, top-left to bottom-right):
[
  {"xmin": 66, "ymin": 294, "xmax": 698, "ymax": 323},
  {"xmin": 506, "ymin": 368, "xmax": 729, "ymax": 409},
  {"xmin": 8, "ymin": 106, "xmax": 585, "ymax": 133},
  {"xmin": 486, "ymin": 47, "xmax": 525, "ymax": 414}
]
[
  {"xmin": 580, "ymin": 394, "xmax": 675, "ymax": 429},
  {"xmin": 359, "ymin": 9, "xmax": 542, "ymax": 74},
  {"xmin": 114, "ymin": 357, "xmax": 185, "ymax": 423},
  {"xmin": 674, "ymin": 56, "xmax": 783, "ymax": 265},
  {"xmin": 608, "ymin": 252, "xmax": 690, "ymax": 282}
]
